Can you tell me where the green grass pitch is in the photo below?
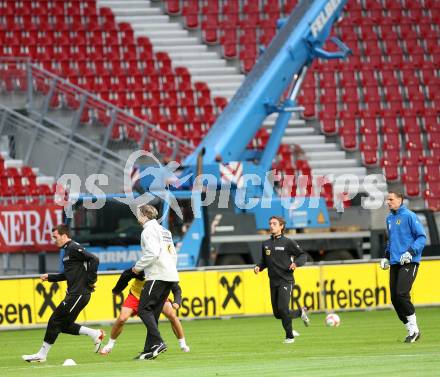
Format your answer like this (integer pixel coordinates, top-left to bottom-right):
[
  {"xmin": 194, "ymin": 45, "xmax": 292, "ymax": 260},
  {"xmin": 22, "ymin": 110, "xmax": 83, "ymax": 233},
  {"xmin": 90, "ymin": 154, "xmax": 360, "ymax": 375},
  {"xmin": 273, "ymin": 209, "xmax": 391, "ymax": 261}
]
[{"xmin": 2, "ymin": 308, "xmax": 439, "ymax": 377}]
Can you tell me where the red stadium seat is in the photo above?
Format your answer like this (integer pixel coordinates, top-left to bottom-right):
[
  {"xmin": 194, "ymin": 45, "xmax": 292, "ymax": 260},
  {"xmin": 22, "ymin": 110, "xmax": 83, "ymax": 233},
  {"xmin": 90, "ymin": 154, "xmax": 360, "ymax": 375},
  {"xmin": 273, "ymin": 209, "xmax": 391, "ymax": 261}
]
[
  {"xmin": 381, "ymin": 158, "xmax": 400, "ymax": 182},
  {"xmin": 402, "ymin": 178, "xmax": 421, "ymax": 197},
  {"xmin": 319, "ymin": 111, "xmax": 338, "ymax": 135},
  {"xmin": 182, "ymin": 1, "xmax": 199, "ymax": 29},
  {"xmin": 360, "ymin": 143, "xmax": 378, "ymax": 166}
]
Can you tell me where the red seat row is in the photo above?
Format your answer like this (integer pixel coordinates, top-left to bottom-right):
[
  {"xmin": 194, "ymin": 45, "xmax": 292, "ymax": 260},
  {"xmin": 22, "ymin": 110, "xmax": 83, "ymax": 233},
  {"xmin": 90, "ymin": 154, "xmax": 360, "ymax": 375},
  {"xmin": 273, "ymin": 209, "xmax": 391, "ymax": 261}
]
[{"xmin": 0, "ymin": 157, "xmax": 56, "ymax": 200}]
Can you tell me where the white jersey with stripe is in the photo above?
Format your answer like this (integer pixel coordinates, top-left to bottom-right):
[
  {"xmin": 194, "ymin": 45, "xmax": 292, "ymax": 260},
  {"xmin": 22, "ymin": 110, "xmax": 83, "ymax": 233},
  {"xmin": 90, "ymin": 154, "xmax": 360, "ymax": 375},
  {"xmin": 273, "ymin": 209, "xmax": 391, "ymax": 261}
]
[{"xmin": 134, "ymin": 219, "xmax": 179, "ymax": 282}]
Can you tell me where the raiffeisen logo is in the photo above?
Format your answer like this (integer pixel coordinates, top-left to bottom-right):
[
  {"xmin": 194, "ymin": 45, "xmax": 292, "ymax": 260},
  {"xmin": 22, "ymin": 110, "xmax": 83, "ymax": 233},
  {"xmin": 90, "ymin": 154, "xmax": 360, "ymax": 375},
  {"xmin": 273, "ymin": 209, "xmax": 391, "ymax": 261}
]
[{"xmin": 311, "ymin": 0, "xmax": 342, "ymax": 38}]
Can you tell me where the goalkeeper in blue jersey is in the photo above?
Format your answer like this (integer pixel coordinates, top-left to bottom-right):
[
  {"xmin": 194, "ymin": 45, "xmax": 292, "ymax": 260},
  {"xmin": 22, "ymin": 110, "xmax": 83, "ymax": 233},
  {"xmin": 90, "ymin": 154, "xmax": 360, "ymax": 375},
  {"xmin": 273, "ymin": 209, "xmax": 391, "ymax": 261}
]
[{"xmin": 380, "ymin": 191, "xmax": 426, "ymax": 343}]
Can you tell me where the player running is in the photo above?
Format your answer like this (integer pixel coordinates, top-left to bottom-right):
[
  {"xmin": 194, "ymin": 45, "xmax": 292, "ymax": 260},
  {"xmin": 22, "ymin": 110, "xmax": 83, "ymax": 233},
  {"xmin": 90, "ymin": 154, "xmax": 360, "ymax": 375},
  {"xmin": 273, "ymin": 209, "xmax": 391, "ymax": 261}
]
[
  {"xmin": 254, "ymin": 216, "xmax": 310, "ymax": 344},
  {"xmin": 22, "ymin": 225, "xmax": 104, "ymax": 363}
]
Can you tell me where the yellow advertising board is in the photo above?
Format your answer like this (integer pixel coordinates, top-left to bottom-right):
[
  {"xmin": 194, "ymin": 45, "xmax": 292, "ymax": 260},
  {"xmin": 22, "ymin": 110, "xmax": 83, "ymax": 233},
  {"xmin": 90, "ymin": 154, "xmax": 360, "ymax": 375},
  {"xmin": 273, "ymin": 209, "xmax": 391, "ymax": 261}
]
[
  {"xmin": 411, "ymin": 260, "xmax": 440, "ymax": 304},
  {"xmin": 0, "ymin": 278, "xmax": 35, "ymax": 326},
  {"xmin": 318, "ymin": 264, "xmax": 385, "ymax": 310},
  {"xmin": 32, "ymin": 279, "xmax": 68, "ymax": 324},
  {"xmin": 1, "ymin": 260, "xmax": 440, "ymax": 329},
  {"xmin": 217, "ymin": 271, "xmax": 244, "ymax": 316},
  {"xmin": 85, "ymin": 274, "xmax": 129, "ymax": 322}
]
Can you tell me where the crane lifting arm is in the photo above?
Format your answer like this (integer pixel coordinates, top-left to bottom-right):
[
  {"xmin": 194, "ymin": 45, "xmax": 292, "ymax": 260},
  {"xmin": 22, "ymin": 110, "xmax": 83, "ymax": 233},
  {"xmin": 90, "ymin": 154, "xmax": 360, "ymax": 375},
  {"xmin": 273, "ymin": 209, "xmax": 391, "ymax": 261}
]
[{"xmin": 183, "ymin": 0, "xmax": 350, "ymax": 172}]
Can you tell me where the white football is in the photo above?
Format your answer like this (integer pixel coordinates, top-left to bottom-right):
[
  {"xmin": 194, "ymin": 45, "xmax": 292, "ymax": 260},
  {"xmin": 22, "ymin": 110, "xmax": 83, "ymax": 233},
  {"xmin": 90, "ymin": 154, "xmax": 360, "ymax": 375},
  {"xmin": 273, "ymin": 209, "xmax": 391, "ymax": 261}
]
[{"xmin": 325, "ymin": 313, "xmax": 341, "ymax": 327}]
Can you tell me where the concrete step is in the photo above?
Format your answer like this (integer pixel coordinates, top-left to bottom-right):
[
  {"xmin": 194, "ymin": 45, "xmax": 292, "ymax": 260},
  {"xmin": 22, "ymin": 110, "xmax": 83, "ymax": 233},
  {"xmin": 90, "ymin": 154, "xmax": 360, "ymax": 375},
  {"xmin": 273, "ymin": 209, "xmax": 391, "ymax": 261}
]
[
  {"xmin": 113, "ymin": 14, "xmax": 168, "ymax": 22},
  {"xmin": 192, "ymin": 75, "xmax": 245, "ymax": 84},
  {"xmin": 281, "ymin": 135, "xmax": 326, "ymax": 144},
  {"xmin": 308, "ymin": 159, "xmax": 359, "ymax": 168},
  {"xmin": 134, "ymin": 30, "xmax": 191, "ymax": 38},
  {"xmin": 333, "ymin": 180, "xmax": 388, "ymax": 193},
  {"xmin": 212, "ymin": 90, "xmax": 237, "ymax": 98},
  {"xmin": 1, "ymin": 153, "xmax": 39, "ymax": 174},
  {"xmin": 112, "ymin": 9, "xmax": 163, "ymax": 17},
  {"xmin": 145, "ymin": 36, "xmax": 201, "ymax": 45},
  {"xmin": 167, "ymin": 52, "xmax": 219, "ymax": 61},
  {"xmin": 306, "ymin": 151, "xmax": 347, "ymax": 160},
  {"xmin": 301, "ymin": 143, "xmax": 340, "ymax": 152},
  {"xmin": 155, "ymin": 45, "xmax": 208, "ymax": 53},
  {"xmin": 127, "ymin": 21, "xmax": 181, "ymax": 29},
  {"xmin": 4, "ymin": 159, "xmax": 23, "ymax": 169},
  {"xmin": 187, "ymin": 66, "xmax": 240, "ymax": 75},
  {"xmin": 267, "ymin": 127, "xmax": 315, "ymax": 135},
  {"xmin": 206, "ymin": 82, "xmax": 241, "ymax": 91},
  {"xmin": 264, "ymin": 118, "xmax": 306, "ymax": 127},
  {"xmin": 36, "ymin": 176, "xmax": 55, "ymax": 185},
  {"xmin": 182, "ymin": 60, "xmax": 227, "ymax": 68},
  {"xmin": 98, "ymin": 1, "xmax": 152, "ymax": 7},
  {"xmin": 311, "ymin": 167, "xmax": 367, "ymax": 177},
  {"xmin": 283, "ymin": 127, "xmax": 315, "ymax": 135},
  {"xmin": 264, "ymin": 122, "xmax": 309, "ymax": 130},
  {"xmin": 266, "ymin": 112, "xmax": 301, "ymax": 122}
]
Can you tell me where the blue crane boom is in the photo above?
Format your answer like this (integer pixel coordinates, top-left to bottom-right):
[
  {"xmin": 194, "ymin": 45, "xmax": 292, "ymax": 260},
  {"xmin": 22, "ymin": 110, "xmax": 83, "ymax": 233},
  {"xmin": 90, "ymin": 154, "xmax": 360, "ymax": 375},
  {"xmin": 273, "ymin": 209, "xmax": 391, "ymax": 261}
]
[{"xmin": 184, "ymin": 0, "xmax": 350, "ymax": 172}]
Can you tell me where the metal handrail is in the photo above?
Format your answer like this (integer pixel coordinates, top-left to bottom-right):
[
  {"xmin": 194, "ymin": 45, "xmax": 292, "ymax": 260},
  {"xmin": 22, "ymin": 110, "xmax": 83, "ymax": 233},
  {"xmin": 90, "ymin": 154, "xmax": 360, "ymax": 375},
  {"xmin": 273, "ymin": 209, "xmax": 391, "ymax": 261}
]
[
  {"xmin": 0, "ymin": 57, "xmax": 195, "ymax": 161},
  {"xmin": 0, "ymin": 104, "xmax": 125, "ymax": 175}
]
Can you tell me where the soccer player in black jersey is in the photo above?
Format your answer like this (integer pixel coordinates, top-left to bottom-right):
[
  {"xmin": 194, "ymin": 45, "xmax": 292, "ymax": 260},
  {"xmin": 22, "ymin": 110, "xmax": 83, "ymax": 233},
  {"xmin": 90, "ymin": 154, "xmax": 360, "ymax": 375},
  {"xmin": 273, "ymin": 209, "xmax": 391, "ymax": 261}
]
[
  {"xmin": 254, "ymin": 216, "xmax": 310, "ymax": 343},
  {"xmin": 22, "ymin": 224, "xmax": 104, "ymax": 362}
]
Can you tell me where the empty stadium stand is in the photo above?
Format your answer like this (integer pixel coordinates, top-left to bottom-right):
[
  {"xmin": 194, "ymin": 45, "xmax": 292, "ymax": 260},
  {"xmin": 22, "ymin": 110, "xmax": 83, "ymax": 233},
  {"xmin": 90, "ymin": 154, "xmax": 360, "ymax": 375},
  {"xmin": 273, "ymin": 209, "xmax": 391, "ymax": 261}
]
[
  {"xmin": 162, "ymin": 0, "xmax": 439, "ymax": 209},
  {"xmin": 0, "ymin": 0, "xmax": 438, "ymax": 209}
]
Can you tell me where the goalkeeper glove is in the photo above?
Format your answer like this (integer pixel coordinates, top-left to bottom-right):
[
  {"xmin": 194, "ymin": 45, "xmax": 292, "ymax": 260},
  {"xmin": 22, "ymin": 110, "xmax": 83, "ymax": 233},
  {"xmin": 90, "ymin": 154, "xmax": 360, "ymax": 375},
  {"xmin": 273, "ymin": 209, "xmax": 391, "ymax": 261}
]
[
  {"xmin": 399, "ymin": 251, "xmax": 412, "ymax": 265},
  {"xmin": 380, "ymin": 258, "xmax": 390, "ymax": 270}
]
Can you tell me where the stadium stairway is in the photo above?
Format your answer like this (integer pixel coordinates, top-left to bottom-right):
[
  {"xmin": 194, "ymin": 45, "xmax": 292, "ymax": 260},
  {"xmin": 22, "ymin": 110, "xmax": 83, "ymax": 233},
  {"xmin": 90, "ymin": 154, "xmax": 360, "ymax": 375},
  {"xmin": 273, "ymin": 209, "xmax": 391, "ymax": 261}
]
[
  {"xmin": 96, "ymin": 0, "xmax": 242, "ymax": 99},
  {"xmin": 0, "ymin": 90, "xmax": 129, "ymax": 193}
]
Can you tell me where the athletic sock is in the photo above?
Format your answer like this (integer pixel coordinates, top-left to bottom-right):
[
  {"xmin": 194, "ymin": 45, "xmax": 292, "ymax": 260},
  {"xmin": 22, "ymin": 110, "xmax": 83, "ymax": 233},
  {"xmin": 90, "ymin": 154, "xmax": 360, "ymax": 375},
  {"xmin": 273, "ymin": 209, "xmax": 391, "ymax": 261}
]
[
  {"xmin": 406, "ymin": 314, "xmax": 419, "ymax": 334},
  {"xmin": 107, "ymin": 338, "xmax": 116, "ymax": 347},
  {"xmin": 178, "ymin": 338, "xmax": 187, "ymax": 348},
  {"xmin": 79, "ymin": 326, "xmax": 100, "ymax": 339},
  {"xmin": 38, "ymin": 342, "xmax": 52, "ymax": 357}
]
